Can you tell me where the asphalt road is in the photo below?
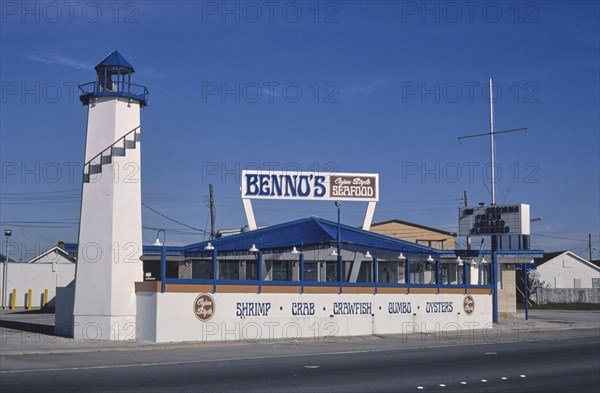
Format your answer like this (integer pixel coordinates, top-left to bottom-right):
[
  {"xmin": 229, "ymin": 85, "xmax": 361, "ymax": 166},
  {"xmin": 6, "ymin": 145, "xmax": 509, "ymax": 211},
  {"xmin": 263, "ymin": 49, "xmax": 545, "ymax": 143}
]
[{"xmin": 1, "ymin": 331, "xmax": 599, "ymax": 392}]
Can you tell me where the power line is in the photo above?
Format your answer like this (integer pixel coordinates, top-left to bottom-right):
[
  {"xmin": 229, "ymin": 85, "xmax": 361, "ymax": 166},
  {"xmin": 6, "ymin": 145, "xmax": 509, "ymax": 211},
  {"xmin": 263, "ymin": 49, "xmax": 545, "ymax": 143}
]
[
  {"xmin": 532, "ymin": 233, "xmax": 600, "ymax": 243},
  {"xmin": 0, "ymin": 189, "xmax": 80, "ymax": 195},
  {"xmin": 141, "ymin": 203, "xmax": 208, "ymax": 233}
]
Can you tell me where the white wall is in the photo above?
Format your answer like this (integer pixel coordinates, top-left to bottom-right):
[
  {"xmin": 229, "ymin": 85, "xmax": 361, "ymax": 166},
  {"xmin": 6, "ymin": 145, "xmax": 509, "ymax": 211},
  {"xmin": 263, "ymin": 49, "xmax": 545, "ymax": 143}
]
[
  {"xmin": 0, "ymin": 263, "xmax": 75, "ymax": 308},
  {"xmin": 136, "ymin": 292, "xmax": 492, "ymax": 343},
  {"xmin": 537, "ymin": 253, "xmax": 600, "ymax": 288}
]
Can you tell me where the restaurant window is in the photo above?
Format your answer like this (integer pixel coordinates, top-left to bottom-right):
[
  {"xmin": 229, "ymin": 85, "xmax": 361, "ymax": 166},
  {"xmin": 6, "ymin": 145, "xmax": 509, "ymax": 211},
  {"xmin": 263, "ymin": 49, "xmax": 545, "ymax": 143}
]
[
  {"xmin": 378, "ymin": 261, "xmax": 399, "ymax": 283},
  {"xmin": 272, "ymin": 260, "xmax": 293, "ymax": 281},
  {"xmin": 457, "ymin": 264, "xmax": 465, "ymax": 285},
  {"xmin": 440, "ymin": 264, "xmax": 450, "ymax": 285},
  {"xmin": 245, "ymin": 260, "xmax": 258, "ymax": 280},
  {"xmin": 357, "ymin": 261, "xmax": 373, "ymax": 282},
  {"xmin": 303, "ymin": 262, "xmax": 319, "ymax": 282},
  {"xmin": 325, "ymin": 261, "xmax": 338, "ymax": 282},
  {"xmin": 410, "ymin": 262, "xmax": 424, "ymax": 284},
  {"xmin": 220, "ymin": 261, "xmax": 240, "ymax": 280},
  {"xmin": 481, "ymin": 263, "xmax": 491, "ymax": 285},
  {"xmin": 416, "ymin": 239, "xmax": 445, "ymax": 249},
  {"xmin": 192, "ymin": 259, "xmax": 212, "ymax": 279}
]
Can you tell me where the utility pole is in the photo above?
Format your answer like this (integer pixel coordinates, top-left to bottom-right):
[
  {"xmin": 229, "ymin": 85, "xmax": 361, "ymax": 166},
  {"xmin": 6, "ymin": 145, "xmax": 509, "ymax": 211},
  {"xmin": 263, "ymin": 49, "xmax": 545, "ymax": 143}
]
[
  {"xmin": 590, "ymin": 233, "xmax": 593, "ymax": 262},
  {"xmin": 209, "ymin": 184, "xmax": 216, "ymax": 240},
  {"xmin": 464, "ymin": 191, "xmax": 471, "ymax": 252}
]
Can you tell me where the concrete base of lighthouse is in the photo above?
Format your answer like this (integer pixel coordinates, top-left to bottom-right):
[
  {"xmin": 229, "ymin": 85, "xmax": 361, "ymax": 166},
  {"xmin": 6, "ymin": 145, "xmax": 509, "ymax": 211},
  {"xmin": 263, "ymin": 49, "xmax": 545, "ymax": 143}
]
[{"xmin": 73, "ymin": 315, "xmax": 138, "ymax": 341}]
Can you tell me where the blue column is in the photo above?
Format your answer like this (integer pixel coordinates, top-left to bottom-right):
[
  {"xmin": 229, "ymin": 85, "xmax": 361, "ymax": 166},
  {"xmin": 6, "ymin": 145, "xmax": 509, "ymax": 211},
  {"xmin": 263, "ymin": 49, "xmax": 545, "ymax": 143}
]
[
  {"xmin": 491, "ymin": 236, "xmax": 498, "ymax": 324},
  {"xmin": 436, "ymin": 259, "xmax": 440, "ymax": 294},
  {"xmin": 492, "ymin": 253, "xmax": 498, "ymax": 323},
  {"xmin": 300, "ymin": 253, "xmax": 305, "ymax": 294},
  {"xmin": 258, "ymin": 251, "xmax": 263, "ymax": 294},
  {"xmin": 160, "ymin": 245, "xmax": 166, "ymax": 293},
  {"xmin": 406, "ymin": 258, "xmax": 411, "ymax": 294},
  {"xmin": 212, "ymin": 249, "xmax": 217, "ymax": 293},
  {"xmin": 373, "ymin": 256, "xmax": 378, "ymax": 294},
  {"xmin": 524, "ymin": 264, "xmax": 529, "ymax": 320},
  {"xmin": 338, "ymin": 253, "xmax": 343, "ymax": 293},
  {"xmin": 464, "ymin": 259, "xmax": 469, "ymax": 293}
]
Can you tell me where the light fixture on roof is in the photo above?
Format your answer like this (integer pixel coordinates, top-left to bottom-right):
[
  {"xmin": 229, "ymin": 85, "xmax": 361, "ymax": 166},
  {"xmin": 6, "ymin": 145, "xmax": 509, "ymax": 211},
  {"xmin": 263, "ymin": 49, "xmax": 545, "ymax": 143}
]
[
  {"xmin": 457, "ymin": 256, "xmax": 463, "ymax": 266},
  {"xmin": 426, "ymin": 255, "xmax": 434, "ymax": 263},
  {"xmin": 364, "ymin": 251, "xmax": 372, "ymax": 259},
  {"xmin": 398, "ymin": 253, "xmax": 406, "ymax": 261},
  {"xmin": 481, "ymin": 257, "xmax": 488, "ymax": 264},
  {"xmin": 330, "ymin": 249, "xmax": 338, "ymax": 257},
  {"xmin": 249, "ymin": 244, "xmax": 259, "ymax": 253},
  {"xmin": 291, "ymin": 246, "xmax": 299, "ymax": 254},
  {"xmin": 528, "ymin": 259, "xmax": 535, "ymax": 264},
  {"xmin": 204, "ymin": 242, "xmax": 214, "ymax": 251},
  {"xmin": 153, "ymin": 238, "xmax": 162, "ymax": 247},
  {"xmin": 470, "ymin": 259, "xmax": 476, "ymax": 265}
]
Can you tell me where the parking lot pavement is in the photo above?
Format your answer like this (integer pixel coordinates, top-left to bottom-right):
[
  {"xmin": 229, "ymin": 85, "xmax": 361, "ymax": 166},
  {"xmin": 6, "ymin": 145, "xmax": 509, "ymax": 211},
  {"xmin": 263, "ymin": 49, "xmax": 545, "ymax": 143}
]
[
  {"xmin": 1, "ymin": 309, "xmax": 598, "ymax": 356},
  {"xmin": 527, "ymin": 309, "xmax": 600, "ymax": 327}
]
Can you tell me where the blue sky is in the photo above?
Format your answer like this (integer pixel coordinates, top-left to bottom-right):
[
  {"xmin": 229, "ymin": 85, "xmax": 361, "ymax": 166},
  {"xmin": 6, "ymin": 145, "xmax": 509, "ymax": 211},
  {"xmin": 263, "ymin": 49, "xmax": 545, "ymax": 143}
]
[{"xmin": 1, "ymin": 1, "xmax": 599, "ymax": 261}]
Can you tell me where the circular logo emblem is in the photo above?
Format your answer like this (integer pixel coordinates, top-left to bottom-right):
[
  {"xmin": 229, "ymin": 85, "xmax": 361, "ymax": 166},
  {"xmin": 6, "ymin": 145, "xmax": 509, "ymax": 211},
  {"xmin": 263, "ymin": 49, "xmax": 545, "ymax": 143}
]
[
  {"xmin": 194, "ymin": 294, "xmax": 215, "ymax": 322},
  {"xmin": 463, "ymin": 295, "xmax": 475, "ymax": 316}
]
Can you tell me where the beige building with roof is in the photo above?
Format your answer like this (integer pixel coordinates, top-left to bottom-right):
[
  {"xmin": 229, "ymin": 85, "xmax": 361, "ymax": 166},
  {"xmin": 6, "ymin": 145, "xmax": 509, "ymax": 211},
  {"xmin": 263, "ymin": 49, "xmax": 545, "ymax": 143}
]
[{"xmin": 370, "ymin": 219, "xmax": 456, "ymax": 250}]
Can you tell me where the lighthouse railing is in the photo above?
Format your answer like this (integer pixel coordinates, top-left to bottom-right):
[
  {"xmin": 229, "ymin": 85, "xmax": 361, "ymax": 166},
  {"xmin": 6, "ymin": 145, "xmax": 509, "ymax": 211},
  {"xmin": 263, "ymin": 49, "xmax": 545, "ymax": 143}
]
[{"xmin": 79, "ymin": 81, "xmax": 149, "ymax": 106}]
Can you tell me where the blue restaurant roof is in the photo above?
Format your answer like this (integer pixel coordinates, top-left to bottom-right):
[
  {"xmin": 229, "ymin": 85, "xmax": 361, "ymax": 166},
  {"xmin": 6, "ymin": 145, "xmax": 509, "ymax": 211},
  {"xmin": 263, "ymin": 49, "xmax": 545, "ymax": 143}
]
[
  {"xmin": 65, "ymin": 216, "xmax": 543, "ymax": 260},
  {"xmin": 179, "ymin": 216, "xmax": 441, "ymax": 256}
]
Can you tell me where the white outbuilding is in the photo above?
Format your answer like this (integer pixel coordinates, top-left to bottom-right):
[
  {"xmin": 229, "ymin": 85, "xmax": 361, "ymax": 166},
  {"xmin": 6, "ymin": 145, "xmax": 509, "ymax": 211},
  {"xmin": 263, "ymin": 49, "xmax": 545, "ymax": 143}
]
[{"xmin": 535, "ymin": 251, "xmax": 600, "ymax": 289}]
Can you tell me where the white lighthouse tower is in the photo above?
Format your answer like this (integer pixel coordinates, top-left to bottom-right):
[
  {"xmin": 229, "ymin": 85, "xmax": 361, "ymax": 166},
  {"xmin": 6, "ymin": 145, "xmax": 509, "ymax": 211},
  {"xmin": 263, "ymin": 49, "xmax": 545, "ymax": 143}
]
[{"xmin": 72, "ymin": 51, "xmax": 148, "ymax": 340}]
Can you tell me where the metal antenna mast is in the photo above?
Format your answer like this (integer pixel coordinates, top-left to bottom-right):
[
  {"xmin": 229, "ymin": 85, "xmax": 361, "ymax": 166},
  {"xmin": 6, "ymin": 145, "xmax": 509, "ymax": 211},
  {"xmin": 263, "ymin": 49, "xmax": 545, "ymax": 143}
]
[
  {"xmin": 458, "ymin": 78, "xmax": 528, "ymax": 205},
  {"xmin": 489, "ymin": 78, "xmax": 495, "ymax": 205}
]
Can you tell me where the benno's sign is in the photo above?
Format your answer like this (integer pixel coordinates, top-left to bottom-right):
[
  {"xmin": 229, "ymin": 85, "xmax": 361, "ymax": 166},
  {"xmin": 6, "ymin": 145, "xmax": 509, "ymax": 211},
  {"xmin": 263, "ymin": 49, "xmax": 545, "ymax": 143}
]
[{"xmin": 241, "ymin": 170, "xmax": 379, "ymax": 202}]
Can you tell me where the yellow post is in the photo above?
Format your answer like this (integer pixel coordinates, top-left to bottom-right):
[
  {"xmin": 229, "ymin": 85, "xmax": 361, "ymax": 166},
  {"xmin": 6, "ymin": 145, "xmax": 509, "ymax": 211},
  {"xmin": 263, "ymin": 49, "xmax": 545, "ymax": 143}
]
[
  {"xmin": 44, "ymin": 289, "xmax": 49, "ymax": 307},
  {"xmin": 27, "ymin": 289, "xmax": 32, "ymax": 310},
  {"xmin": 10, "ymin": 289, "xmax": 16, "ymax": 310}
]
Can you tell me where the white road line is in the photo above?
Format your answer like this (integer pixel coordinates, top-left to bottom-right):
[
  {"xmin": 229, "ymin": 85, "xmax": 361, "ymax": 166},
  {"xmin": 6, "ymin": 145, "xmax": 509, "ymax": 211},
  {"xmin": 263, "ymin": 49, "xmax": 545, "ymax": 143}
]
[
  {"xmin": 460, "ymin": 382, "xmax": 467, "ymax": 385},
  {"xmin": 520, "ymin": 374, "xmax": 526, "ymax": 378},
  {"xmin": 501, "ymin": 377, "xmax": 507, "ymax": 380},
  {"xmin": 481, "ymin": 379, "xmax": 487, "ymax": 383},
  {"xmin": 439, "ymin": 384, "xmax": 446, "ymax": 387}
]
